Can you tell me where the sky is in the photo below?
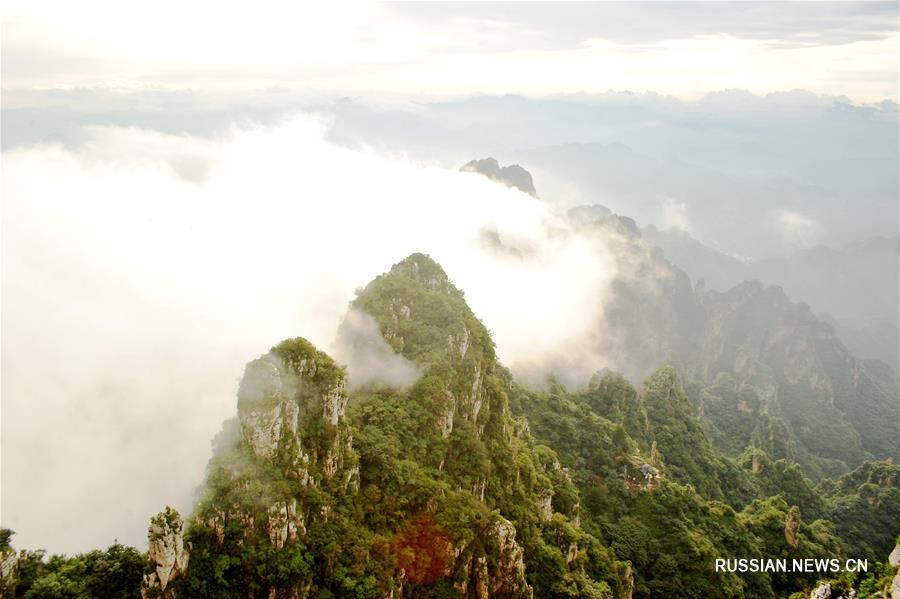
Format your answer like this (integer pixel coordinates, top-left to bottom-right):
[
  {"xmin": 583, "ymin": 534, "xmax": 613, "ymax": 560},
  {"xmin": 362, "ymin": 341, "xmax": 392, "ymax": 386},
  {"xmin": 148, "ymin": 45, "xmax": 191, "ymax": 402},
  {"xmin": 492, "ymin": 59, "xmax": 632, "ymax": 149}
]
[{"xmin": 2, "ymin": 1, "xmax": 898, "ymax": 102}]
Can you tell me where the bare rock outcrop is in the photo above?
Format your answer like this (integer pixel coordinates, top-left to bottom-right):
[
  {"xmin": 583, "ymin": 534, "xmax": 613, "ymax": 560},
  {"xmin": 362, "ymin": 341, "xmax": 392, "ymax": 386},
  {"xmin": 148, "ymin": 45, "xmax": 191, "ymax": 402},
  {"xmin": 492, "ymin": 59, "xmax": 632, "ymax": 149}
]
[
  {"xmin": 237, "ymin": 339, "xmax": 353, "ymax": 483},
  {"xmin": 455, "ymin": 516, "xmax": 533, "ymax": 599},
  {"xmin": 890, "ymin": 542, "xmax": 900, "ymax": 599},
  {"xmin": 141, "ymin": 507, "xmax": 189, "ymax": 599},
  {"xmin": 784, "ymin": 506, "xmax": 801, "ymax": 549}
]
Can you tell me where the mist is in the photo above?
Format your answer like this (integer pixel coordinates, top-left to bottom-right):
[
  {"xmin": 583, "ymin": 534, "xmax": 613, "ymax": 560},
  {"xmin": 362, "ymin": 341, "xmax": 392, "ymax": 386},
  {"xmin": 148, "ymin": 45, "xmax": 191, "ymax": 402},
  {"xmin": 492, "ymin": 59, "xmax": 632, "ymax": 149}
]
[
  {"xmin": 1, "ymin": 114, "xmax": 618, "ymax": 554},
  {"xmin": 332, "ymin": 308, "xmax": 420, "ymax": 390}
]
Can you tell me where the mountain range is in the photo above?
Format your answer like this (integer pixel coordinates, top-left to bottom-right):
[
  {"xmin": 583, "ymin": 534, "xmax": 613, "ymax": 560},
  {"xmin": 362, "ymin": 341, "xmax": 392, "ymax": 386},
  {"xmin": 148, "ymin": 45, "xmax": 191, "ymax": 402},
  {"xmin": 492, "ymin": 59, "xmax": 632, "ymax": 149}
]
[
  {"xmin": 2, "ymin": 162, "xmax": 898, "ymax": 598},
  {"xmin": 642, "ymin": 226, "xmax": 899, "ymax": 369}
]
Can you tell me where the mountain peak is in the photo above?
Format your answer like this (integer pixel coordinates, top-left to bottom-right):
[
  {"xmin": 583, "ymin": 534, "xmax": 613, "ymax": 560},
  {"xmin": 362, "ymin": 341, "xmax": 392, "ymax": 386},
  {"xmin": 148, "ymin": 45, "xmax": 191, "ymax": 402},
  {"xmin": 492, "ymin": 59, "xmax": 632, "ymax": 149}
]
[
  {"xmin": 352, "ymin": 253, "xmax": 495, "ymax": 369},
  {"xmin": 388, "ymin": 252, "xmax": 458, "ymax": 296},
  {"xmin": 460, "ymin": 157, "xmax": 538, "ymax": 197}
]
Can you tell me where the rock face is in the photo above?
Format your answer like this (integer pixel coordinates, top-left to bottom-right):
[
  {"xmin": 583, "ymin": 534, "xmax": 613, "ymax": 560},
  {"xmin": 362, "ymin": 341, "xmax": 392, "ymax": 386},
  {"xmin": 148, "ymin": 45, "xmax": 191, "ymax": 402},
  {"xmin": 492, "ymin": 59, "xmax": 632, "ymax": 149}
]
[
  {"xmin": 388, "ymin": 252, "xmax": 456, "ymax": 295},
  {"xmin": 890, "ymin": 543, "xmax": 900, "ymax": 599},
  {"xmin": 238, "ymin": 353, "xmax": 301, "ymax": 460},
  {"xmin": 460, "ymin": 517, "xmax": 532, "ymax": 599},
  {"xmin": 640, "ymin": 463, "xmax": 659, "ymax": 482},
  {"xmin": 141, "ymin": 507, "xmax": 189, "ymax": 598},
  {"xmin": 236, "ymin": 337, "xmax": 353, "ymax": 483},
  {"xmin": 808, "ymin": 582, "xmax": 860, "ymax": 599},
  {"xmin": 170, "ymin": 337, "xmax": 359, "ymax": 598},
  {"xmin": 888, "ymin": 542, "xmax": 900, "ymax": 567},
  {"xmin": 536, "ymin": 490, "xmax": 553, "ymax": 522},
  {"xmin": 461, "ymin": 157, "xmax": 538, "ymax": 197},
  {"xmin": 784, "ymin": 507, "xmax": 801, "ymax": 549},
  {"xmin": 618, "ymin": 563, "xmax": 634, "ymax": 599},
  {"xmin": 266, "ymin": 499, "xmax": 305, "ymax": 549},
  {"xmin": 751, "ymin": 453, "xmax": 765, "ymax": 474},
  {"xmin": 0, "ymin": 545, "xmax": 16, "ymax": 590},
  {"xmin": 809, "ymin": 583, "xmax": 831, "ymax": 599}
]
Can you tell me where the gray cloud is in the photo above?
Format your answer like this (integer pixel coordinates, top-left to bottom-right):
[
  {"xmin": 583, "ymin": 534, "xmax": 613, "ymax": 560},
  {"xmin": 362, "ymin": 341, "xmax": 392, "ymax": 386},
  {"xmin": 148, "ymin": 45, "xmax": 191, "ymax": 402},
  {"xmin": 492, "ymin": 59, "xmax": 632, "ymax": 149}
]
[{"xmin": 388, "ymin": 2, "xmax": 899, "ymax": 49}]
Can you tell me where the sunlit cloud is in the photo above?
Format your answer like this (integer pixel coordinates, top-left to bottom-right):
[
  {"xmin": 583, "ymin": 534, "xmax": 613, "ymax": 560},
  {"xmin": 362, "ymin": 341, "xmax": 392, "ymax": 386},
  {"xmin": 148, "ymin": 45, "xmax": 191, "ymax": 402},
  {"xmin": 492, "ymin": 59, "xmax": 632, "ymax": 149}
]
[{"xmin": 2, "ymin": 1, "xmax": 897, "ymax": 101}]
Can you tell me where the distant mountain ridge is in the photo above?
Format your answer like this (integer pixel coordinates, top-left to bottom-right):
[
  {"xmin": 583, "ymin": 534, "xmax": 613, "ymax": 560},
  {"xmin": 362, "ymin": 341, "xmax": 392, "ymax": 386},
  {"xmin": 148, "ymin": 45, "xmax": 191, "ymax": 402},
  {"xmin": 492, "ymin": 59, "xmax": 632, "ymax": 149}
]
[
  {"xmin": 456, "ymin": 166, "xmax": 898, "ymax": 476},
  {"xmin": 642, "ymin": 226, "xmax": 900, "ymax": 369},
  {"xmin": 460, "ymin": 157, "xmax": 538, "ymax": 197},
  {"xmin": 568, "ymin": 206, "xmax": 899, "ymax": 479}
]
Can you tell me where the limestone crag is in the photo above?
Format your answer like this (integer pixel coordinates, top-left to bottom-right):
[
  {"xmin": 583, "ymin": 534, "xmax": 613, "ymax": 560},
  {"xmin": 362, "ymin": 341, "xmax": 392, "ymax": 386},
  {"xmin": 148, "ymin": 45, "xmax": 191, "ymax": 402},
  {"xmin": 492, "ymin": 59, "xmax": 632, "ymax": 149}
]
[
  {"xmin": 141, "ymin": 508, "xmax": 189, "ymax": 598},
  {"xmin": 237, "ymin": 340, "xmax": 353, "ymax": 483},
  {"xmin": 166, "ymin": 338, "xmax": 360, "ymax": 597},
  {"xmin": 266, "ymin": 499, "xmax": 306, "ymax": 549},
  {"xmin": 453, "ymin": 517, "xmax": 533, "ymax": 599},
  {"xmin": 890, "ymin": 543, "xmax": 900, "ymax": 599}
]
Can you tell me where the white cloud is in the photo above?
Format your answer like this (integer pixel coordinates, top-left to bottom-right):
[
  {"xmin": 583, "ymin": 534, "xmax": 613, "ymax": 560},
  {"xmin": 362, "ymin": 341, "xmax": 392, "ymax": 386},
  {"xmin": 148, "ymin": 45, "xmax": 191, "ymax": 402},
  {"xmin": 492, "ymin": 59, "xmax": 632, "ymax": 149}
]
[
  {"xmin": 774, "ymin": 209, "xmax": 824, "ymax": 248},
  {"xmin": 1, "ymin": 1, "xmax": 897, "ymax": 102},
  {"xmin": 331, "ymin": 308, "xmax": 420, "ymax": 390},
  {"xmin": 660, "ymin": 195, "xmax": 691, "ymax": 232},
  {"xmin": 1, "ymin": 115, "xmax": 618, "ymax": 554}
]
